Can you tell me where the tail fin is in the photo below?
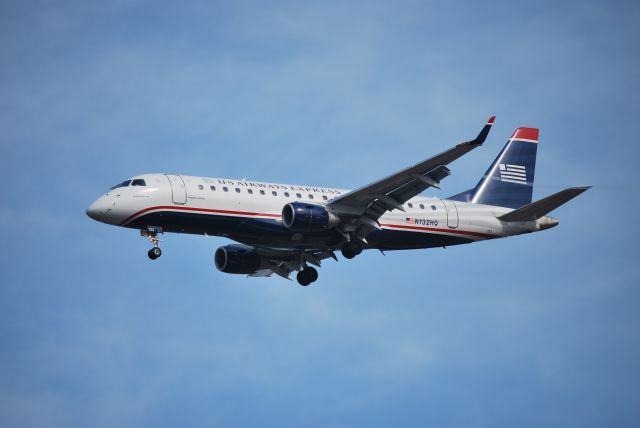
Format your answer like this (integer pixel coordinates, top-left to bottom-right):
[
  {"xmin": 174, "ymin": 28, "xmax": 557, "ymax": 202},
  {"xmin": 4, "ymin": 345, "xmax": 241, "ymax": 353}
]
[{"xmin": 454, "ymin": 127, "xmax": 539, "ymax": 209}]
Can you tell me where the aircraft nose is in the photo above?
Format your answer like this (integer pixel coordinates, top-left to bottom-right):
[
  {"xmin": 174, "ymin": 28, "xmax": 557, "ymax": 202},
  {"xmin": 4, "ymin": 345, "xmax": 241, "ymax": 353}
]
[
  {"xmin": 86, "ymin": 201, "xmax": 100, "ymax": 221},
  {"xmin": 86, "ymin": 198, "xmax": 107, "ymax": 222}
]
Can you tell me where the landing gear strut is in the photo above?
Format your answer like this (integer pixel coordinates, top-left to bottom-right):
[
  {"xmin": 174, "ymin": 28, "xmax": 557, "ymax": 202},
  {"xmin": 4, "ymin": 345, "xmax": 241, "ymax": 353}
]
[
  {"xmin": 341, "ymin": 239, "xmax": 363, "ymax": 259},
  {"xmin": 141, "ymin": 227, "xmax": 163, "ymax": 260},
  {"xmin": 297, "ymin": 266, "xmax": 318, "ymax": 286}
]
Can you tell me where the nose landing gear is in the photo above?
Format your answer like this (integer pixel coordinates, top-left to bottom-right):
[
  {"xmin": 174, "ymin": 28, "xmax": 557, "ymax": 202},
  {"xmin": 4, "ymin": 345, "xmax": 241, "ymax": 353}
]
[
  {"xmin": 141, "ymin": 227, "xmax": 163, "ymax": 260},
  {"xmin": 148, "ymin": 247, "xmax": 162, "ymax": 260}
]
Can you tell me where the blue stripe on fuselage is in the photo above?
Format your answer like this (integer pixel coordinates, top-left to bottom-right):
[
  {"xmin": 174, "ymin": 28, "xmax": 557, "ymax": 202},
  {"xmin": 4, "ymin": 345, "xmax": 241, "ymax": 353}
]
[{"xmin": 126, "ymin": 211, "xmax": 472, "ymax": 250}]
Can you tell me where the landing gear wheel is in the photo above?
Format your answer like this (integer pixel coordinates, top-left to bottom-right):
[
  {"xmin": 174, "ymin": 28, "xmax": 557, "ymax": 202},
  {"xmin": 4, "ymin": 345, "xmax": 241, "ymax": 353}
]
[
  {"xmin": 305, "ymin": 266, "xmax": 318, "ymax": 282},
  {"xmin": 148, "ymin": 247, "xmax": 162, "ymax": 260},
  {"xmin": 341, "ymin": 248, "xmax": 356, "ymax": 259},
  {"xmin": 341, "ymin": 240, "xmax": 363, "ymax": 259},
  {"xmin": 297, "ymin": 271, "xmax": 311, "ymax": 286},
  {"xmin": 296, "ymin": 267, "xmax": 318, "ymax": 286}
]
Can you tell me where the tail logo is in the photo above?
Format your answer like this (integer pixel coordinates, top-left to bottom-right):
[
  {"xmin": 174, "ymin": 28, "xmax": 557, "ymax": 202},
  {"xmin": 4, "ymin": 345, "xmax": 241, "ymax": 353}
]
[{"xmin": 499, "ymin": 164, "xmax": 527, "ymax": 184}]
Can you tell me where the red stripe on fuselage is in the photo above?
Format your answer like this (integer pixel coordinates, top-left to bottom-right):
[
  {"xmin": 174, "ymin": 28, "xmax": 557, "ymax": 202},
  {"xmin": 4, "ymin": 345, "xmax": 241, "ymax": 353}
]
[
  {"xmin": 380, "ymin": 223, "xmax": 495, "ymax": 239},
  {"xmin": 122, "ymin": 205, "xmax": 497, "ymax": 239}
]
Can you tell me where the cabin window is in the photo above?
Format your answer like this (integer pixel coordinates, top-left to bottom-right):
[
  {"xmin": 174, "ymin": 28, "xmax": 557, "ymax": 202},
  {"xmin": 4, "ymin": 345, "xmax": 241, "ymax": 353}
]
[
  {"xmin": 247, "ymin": 189, "xmax": 253, "ymax": 194},
  {"xmin": 322, "ymin": 195, "xmax": 328, "ymax": 201},
  {"xmin": 408, "ymin": 203, "xmax": 413, "ymax": 208},
  {"xmin": 223, "ymin": 187, "xmax": 228, "ymax": 192},
  {"xmin": 431, "ymin": 205, "xmax": 436, "ymax": 210},
  {"xmin": 296, "ymin": 193, "xmax": 302, "ymax": 198},
  {"xmin": 235, "ymin": 188, "xmax": 241, "ymax": 193},
  {"xmin": 198, "ymin": 184, "xmax": 203, "ymax": 190},
  {"xmin": 131, "ymin": 179, "xmax": 146, "ymax": 187},
  {"xmin": 419, "ymin": 204, "xmax": 424, "ymax": 209},
  {"xmin": 272, "ymin": 191, "xmax": 277, "ymax": 196},
  {"xmin": 210, "ymin": 186, "xmax": 216, "ymax": 191},
  {"xmin": 284, "ymin": 192, "xmax": 290, "ymax": 197},
  {"xmin": 308, "ymin": 194, "xmax": 313, "ymax": 199},
  {"xmin": 260, "ymin": 190, "xmax": 265, "ymax": 195}
]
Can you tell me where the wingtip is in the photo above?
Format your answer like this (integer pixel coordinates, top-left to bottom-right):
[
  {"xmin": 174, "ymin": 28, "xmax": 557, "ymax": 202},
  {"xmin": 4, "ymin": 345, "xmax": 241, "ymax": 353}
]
[
  {"xmin": 470, "ymin": 115, "xmax": 496, "ymax": 145},
  {"xmin": 573, "ymin": 185, "xmax": 592, "ymax": 191}
]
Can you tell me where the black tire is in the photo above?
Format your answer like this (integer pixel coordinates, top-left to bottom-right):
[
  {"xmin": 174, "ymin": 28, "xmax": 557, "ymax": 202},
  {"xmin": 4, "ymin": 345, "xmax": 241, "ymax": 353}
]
[
  {"xmin": 306, "ymin": 266, "xmax": 319, "ymax": 283},
  {"xmin": 148, "ymin": 247, "xmax": 161, "ymax": 260},
  {"xmin": 341, "ymin": 240, "xmax": 362, "ymax": 259},
  {"xmin": 296, "ymin": 271, "xmax": 310, "ymax": 286},
  {"xmin": 341, "ymin": 247, "xmax": 356, "ymax": 259},
  {"xmin": 348, "ymin": 240, "xmax": 363, "ymax": 255}
]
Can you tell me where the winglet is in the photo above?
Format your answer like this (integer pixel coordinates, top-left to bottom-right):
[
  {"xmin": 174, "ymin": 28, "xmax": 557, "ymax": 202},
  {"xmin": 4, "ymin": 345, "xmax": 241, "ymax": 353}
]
[{"xmin": 466, "ymin": 115, "xmax": 495, "ymax": 146}]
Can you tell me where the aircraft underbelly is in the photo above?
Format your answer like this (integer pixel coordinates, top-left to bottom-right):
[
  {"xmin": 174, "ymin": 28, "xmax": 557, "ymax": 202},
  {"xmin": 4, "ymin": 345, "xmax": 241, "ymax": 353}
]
[
  {"xmin": 126, "ymin": 211, "xmax": 472, "ymax": 250},
  {"xmin": 366, "ymin": 229, "xmax": 472, "ymax": 250},
  {"xmin": 127, "ymin": 211, "xmax": 337, "ymax": 247}
]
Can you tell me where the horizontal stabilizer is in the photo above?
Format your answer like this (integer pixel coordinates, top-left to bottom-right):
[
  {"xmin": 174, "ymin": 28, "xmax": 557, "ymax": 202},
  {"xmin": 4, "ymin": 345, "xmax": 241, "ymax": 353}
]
[{"xmin": 498, "ymin": 186, "xmax": 591, "ymax": 222}]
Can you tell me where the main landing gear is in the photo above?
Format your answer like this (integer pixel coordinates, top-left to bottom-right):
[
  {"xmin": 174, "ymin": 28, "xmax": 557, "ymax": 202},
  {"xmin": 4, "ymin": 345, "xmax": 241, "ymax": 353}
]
[
  {"xmin": 341, "ymin": 239, "xmax": 363, "ymax": 259},
  {"xmin": 141, "ymin": 227, "xmax": 163, "ymax": 260},
  {"xmin": 296, "ymin": 266, "xmax": 318, "ymax": 286}
]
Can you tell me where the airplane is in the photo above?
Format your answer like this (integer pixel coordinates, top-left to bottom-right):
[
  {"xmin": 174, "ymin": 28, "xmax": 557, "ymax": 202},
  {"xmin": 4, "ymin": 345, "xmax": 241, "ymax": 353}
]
[{"xmin": 86, "ymin": 117, "xmax": 589, "ymax": 286}]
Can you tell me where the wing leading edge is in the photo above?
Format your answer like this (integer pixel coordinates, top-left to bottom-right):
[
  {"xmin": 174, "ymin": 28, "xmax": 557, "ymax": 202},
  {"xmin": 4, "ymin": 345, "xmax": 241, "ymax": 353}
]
[{"xmin": 326, "ymin": 116, "xmax": 495, "ymax": 239}]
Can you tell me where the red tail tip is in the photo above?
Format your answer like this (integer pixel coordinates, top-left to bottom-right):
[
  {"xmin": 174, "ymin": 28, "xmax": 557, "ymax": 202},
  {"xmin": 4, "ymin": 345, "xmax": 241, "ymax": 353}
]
[
  {"xmin": 487, "ymin": 116, "xmax": 496, "ymax": 125},
  {"xmin": 511, "ymin": 127, "xmax": 539, "ymax": 141}
]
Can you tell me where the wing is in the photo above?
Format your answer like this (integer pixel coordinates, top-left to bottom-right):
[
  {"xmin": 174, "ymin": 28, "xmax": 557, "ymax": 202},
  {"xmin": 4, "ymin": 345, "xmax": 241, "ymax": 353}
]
[
  {"xmin": 248, "ymin": 247, "xmax": 338, "ymax": 280},
  {"xmin": 327, "ymin": 116, "xmax": 495, "ymax": 237}
]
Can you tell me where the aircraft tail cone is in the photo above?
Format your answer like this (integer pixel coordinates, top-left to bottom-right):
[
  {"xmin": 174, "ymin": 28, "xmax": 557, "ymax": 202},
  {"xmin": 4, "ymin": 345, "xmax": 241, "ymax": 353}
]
[{"xmin": 538, "ymin": 216, "xmax": 559, "ymax": 230}]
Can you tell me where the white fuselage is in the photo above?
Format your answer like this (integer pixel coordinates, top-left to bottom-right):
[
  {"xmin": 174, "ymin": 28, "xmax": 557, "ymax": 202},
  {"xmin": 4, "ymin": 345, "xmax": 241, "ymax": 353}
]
[{"xmin": 87, "ymin": 173, "xmax": 557, "ymax": 251}]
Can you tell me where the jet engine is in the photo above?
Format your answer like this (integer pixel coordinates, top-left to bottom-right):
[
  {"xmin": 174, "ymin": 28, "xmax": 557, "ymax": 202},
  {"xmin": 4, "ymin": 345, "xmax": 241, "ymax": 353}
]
[
  {"xmin": 214, "ymin": 244, "xmax": 262, "ymax": 274},
  {"xmin": 282, "ymin": 202, "xmax": 339, "ymax": 232}
]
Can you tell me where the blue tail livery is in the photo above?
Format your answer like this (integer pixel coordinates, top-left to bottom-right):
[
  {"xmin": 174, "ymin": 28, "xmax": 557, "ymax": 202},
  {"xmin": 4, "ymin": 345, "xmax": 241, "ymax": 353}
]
[{"xmin": 451, "ymin": 127, "xmax": 539, "ymax": 209}]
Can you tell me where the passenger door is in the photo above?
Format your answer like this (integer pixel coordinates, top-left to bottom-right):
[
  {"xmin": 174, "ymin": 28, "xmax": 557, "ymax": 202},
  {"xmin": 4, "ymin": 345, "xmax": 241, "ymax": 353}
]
[
  {"xmin": 443, "ymin": 199, "xmax": 459, "ymax": 228},
  {"xmin": 166, "ymin": 174, "xmax": 187, "ymax": 205}
]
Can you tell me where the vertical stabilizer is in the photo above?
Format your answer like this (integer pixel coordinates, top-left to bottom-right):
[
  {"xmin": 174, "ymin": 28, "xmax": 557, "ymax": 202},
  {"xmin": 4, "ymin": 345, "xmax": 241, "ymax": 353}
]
[{"xmin": 468, "ymin": 127, "xmax": 539, "ymax": 209}]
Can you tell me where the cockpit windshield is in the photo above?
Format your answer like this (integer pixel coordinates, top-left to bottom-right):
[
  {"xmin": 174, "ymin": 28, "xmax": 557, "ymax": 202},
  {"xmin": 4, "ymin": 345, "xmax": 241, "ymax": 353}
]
[
  {"xmin": 109, "ymin": 180, "xmax": 131, "ymax": 190},
  {"xmin": 108, "ymin": 178, "xmax": 147, "ymax": 191}
]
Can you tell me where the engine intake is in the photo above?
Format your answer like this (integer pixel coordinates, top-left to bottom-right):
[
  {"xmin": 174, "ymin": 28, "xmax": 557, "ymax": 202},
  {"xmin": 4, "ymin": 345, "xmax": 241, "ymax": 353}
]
[
  {"xmin": 214, "ymin": 244, "xmax": 261, "ymax": 274},
  {"xmin": 282, "ymin": 202, "xmax": 339, "ymax": 232}
]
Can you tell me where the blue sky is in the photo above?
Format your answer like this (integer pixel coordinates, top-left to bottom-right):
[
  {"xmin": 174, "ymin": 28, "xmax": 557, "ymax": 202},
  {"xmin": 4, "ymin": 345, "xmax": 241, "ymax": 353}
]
[{"xmin": 1, "ymin": 1, "xmax": 639, "ymax": 426}]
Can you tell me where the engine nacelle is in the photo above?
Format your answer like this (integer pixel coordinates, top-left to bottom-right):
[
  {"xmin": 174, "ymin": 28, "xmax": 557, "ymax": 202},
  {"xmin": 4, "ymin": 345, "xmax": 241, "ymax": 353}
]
[
  {"xmin": 282, "ymin": 202, "xmax": 340, "ymax": 232},
  {"xmin": 214, "ymin": 244, "xmax": 261, "ymax": 274}
]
